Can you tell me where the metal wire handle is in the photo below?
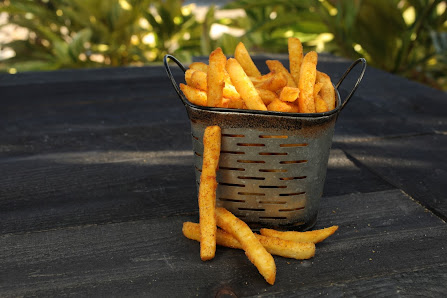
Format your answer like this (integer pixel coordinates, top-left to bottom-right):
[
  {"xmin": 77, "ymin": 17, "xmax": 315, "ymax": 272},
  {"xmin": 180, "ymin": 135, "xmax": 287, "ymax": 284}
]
[
  {"xmin": 163, "ymin": 54, "xmax": 189, "ymax": 105},
  {"xmin": 336, "ymin": 58, "xmax": 367, "ymax": 111}
]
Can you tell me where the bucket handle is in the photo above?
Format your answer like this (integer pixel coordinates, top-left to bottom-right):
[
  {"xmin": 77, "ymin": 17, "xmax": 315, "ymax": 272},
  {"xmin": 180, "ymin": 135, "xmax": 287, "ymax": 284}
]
[
  {"xmin": 164, "ymin": 54, "xmax": 189, "ymax": 105},
  {"xmin": 335, "ymin": 58, "xmax": 367, "ymax": 111}
]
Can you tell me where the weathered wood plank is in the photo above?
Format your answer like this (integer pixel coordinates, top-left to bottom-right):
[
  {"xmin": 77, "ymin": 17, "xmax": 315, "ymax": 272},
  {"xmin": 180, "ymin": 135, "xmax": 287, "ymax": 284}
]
[
  {"xmin": 0, "ymin": 190, "xmax": 445, "ymax": 297},
  {"xmin": 340, "ymin": 133, "xmax": 447, "ymax": 219},
  {"xmin": 0, "ymin": 149, "xmax": 392, "ymax": 235}
]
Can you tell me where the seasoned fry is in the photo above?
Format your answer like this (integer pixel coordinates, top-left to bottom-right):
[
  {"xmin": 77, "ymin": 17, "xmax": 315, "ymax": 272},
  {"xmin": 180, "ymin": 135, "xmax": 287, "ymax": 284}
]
[
  {"xmin": 226, "ymin": 58, "xmax": 267, "ymax": 111},
  {"xmin": 207, "ymin": 48, "xmax": 227, "ymax": 107},
  {"xmin": 198, "ymin": 126, "xmax": 221, "ymax": 261},
  {"xmin": 189, "ymin": 62, "xmax": 208, "ymax": 72},
  {"xmin": 260, "ymin": 226, "xmax": 339, "ymax": 244},
  {"xmin": 298, "ymin": 51, "xmax": 318, "ymax": 113},
  {"xmin": 189, "ymin": 70, "xmax": 241, "ymax": 101},
  {"xmin": 317, "ymin": 71, "xmax": 336, "ymax": 111},
  {"xmin": 267, "ymin": 99, "xmax": 299, "ymax": 113},
  {"xmin": 215, "ymin": 207, "xmax": 276, "ymax": 285},
  {"xmin": 251, "ymin": 72, "xmax": 288, "ymax": 92},
  {"xmin": 279, "ymin": 86, "xmax": 300, "ymax": 102},
  {"xmin": 315, "ymin": 95, "xmax": 329, "ymax": 113},
  {"xmin": 256, "ymin": 88, "xmax": 278, "ymax": 105},
  {"xmin": 183, "ymin": 222, "xmax": 315, "ymax": 260},
  {"xmin": 185, "ymin": 69, "xmax": 195, "ymax": 86},
  {"xmin": 180, "ymin": 83, "xmax": 207, "ymax": 106},
  {"xmin": 235, "ymin": 42, "xmax": 262, "ymax": 77},
  {"xmin": 266, "ymin": 60, "xmax": 296, "ymax": 88},
  {"xmin": 288, "ymin": 37, "xmax": 303, "ymax": 86}
]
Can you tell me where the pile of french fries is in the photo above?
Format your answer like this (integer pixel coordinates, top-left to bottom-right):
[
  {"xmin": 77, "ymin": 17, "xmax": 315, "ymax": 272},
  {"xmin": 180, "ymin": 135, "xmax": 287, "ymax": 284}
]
[
  {"xmin": 180, "ymin": 38, "xmax": 336, "ymax": 114},
  {"xmin": 182, "ymin": 126, "xmax": 338, "ymax": 285}
]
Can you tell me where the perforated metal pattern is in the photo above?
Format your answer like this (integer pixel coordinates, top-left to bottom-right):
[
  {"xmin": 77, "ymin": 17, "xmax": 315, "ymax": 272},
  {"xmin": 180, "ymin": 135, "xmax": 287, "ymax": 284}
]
[{"xmin": 191, "ymin": 117, "xmax": 336, "ymax": 230}]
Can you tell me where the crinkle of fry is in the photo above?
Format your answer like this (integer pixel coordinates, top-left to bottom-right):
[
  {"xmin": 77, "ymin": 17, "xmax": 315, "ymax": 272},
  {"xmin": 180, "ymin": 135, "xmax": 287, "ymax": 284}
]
[
  {"xmin": 198, "ymin": 126, "xmax": 221, "ymax": 261},
  {"xmin": 260, "ymin": 226, "xmax": 339, "ymax": 244},
  {"xmin": 298, "ymin": 51, "xmax": 318, "ymax": 113},
  {"xmin": 215, "ymin": 207, "xmax": 276, "ymax": 285},
  {"xmin": 182, "ymin": 222, "xmax": 315, "ymax": 260},
  {"xmin": 226, "ymin": 58, "xmax": 267, "ymax": 111},
  {"xmin": 288, "ymin": 37, "xmax": 303, "ymax": 86},
  {"xmin": 207, "ymin": 48, "xmax": 226, "ymax": 107},
  {"xmin": 235, "ymin": 42, "xmax": 262, "ymax": 77},
  {"xmin": 266, "ymin": 60, "xmax": 297, "ymax": 88}
]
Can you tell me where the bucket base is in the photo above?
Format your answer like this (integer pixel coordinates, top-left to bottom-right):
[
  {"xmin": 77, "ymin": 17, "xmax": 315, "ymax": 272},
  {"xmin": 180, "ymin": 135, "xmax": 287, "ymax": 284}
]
[{"xmin": 245, "ymin": 213, "xmax": 318, "ymax": 232}]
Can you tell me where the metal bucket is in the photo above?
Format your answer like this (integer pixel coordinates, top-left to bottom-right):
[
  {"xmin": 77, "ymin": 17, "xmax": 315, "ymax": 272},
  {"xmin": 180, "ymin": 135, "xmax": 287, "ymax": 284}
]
[{"xmin": 164, "ymin": 54, "xmax": 366, "ymax": 230}]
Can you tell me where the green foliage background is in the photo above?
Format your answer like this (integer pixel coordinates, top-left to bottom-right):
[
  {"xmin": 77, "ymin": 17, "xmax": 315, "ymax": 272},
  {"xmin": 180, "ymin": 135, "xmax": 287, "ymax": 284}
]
[{"xmin": 1, "ymin": 0, "xmax": 446, "ymax": 90}]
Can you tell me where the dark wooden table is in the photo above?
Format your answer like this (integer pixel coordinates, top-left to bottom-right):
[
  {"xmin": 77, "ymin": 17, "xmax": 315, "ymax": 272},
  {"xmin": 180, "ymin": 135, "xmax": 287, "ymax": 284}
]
[{"xmin": 1, "ymin": 54, "xmax": 446, "ymax": 297}]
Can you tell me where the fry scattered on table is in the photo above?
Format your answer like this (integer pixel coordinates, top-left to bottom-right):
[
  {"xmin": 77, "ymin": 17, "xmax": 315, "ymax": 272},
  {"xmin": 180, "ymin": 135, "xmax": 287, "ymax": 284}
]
[
  {"xmin": 215, "ymin": 207, "xmax": 276, "ymax": 285},
  {"xmin": 260, "ymin": 226, "xmax": 339, "ymax": 244},
  {"xmin": 183, "ymin": 222, "xmax": 316, "ymax": 260}
]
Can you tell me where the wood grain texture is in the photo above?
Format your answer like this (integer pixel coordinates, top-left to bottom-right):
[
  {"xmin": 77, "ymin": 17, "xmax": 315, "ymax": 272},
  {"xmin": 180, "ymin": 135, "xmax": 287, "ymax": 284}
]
[
  {"xmin": 1, "ymin": 56, "xmax": 446, "ymax": 296},
  {"xmin": 0, "ymin": 190, "xmax": 445, "ymax": 297}
]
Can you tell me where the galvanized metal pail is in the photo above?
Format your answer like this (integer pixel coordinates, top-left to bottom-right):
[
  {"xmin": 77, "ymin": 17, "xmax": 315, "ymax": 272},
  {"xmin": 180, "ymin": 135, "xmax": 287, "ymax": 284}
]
[{"xmin": 164, "ymin": 55, "xmax": 366, "ymax": 230}]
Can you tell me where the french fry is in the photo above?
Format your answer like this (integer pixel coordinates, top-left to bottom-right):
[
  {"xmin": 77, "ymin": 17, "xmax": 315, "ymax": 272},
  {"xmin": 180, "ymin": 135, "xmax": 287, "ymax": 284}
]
[
  {"xmin": 215, "ymin": 207, "xmax": 276, "ymax": 285},
  {"xmin": 207, "ymin": 48, "xmax": 227, "ymax": 107},
  {"xmin": 315, "ymin": 95, "xmax": 329, "ymax": 113},
  {"xmin": 226, "ymin": 58, "xmax": 267, "ymax": 111},
  {"xmin": 251, "ymin": 72, "xmax": 288, "ymax": 92},
  {"xmin": 288, "ymin": 37, "xmax": 303, "ymax": 86},
  {"xmin": 198, "ymin": 126, "xmax": 221, "ymax": 261},
  {"xmin": 185, "ymin": 69, "xmax": 195, "ymax": 86},
  {"xmin": 279, "ymin": 86, "xmax": 300, "ymax": 102},
  {"xmin": 266, "ymin": 60, "xmax": 296, "ymax": 87},
  {"xmin": 189, "ymin": 70, "xmax": 241, "ymax": 101},
  {"xmin": 298, "ymin": 51, "xmax": 318, "ymax": 113},
  {"xmin": 260, "ymin": 226, "xmax": 339, "ymax": 244},
  {"xmin": 235, "ymin": 42, "xmax": 262, "ymax": 77},
  {"xmin": 183, "ymin": 222, "xmax": 315, "ymax": 260},
  {"xmin": 189, "ymin": 62, "xmax": 208, "ymax": 72},
  {"xmin": 180, "ymin": 83, "xmax": 207, "ymax": 106},
  {"xmin": 256, "ymin": 88, "xmax": 278, "ymax": 105},
  {"xmin": 267, "ymin": 99, "xmax": 299, "ymax": 113},
  {"xmin": 317, "ymin": 71, "xmax": 336, "ymax": 111}
]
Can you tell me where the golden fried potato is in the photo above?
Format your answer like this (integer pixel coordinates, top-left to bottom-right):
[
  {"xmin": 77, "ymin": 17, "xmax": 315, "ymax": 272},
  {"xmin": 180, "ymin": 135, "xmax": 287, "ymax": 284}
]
[
  {"xmin": 226, "ymin": 58, "xmax": 267, "ymax": 111},
  {"xmin": 182, "ymin": 222, "xmax": 315, "ymax": 260},
  {"xmin": 251, "ymin": 72, "xmax": 288, "ymax": 92},
  {"xmin": 198, "ymin": 126, "xmax": 221, "ymax": 261},
  {"xmin": 207, "ymin": 48, "xmax": 227, "ymax": 107},
  {"xmin": 256, "ymin": 88, "xmax": 279, "ymax": 105},
  {"xmin": 288, "ymin": 37, "xmax": 303, "ymax": 86},
  {"xmin": 189, "ymin": 70, "xmax": 241, "ymax": 101},
  {"xmin": 279, "ymin": 86, "xmax": 300, "ymax": 102},
  {"xmin": 317, "ymin": 71, "xmax": 336, "ymax": 111},
  {"xmin": 180, "ymin": 83, "xmax": 207, "ymax": 106},
  {"xmin": 235, "ymin": 42, "xmax": 262, "ymax": 77},
  {"xmin": 260, "ymin": 226, "xmax": 339, "ymax": 244},
  {"xmin": 189, "ymin": 62, "xmax": 208, "ymax": 72},
  {"xmin": 267, "ymin": 99, "xmax": 299, "ymax": 113},
  {"xmin": 215, "ymin": 207, "xmax": 276, "ymax": 285},
  {"xmin": 298, "ymin": 51, "xmax": 318, "ymax": 113},
  {"xmin": 266, "ymin": 60, "xmax": 296, "ymax": 87}
]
